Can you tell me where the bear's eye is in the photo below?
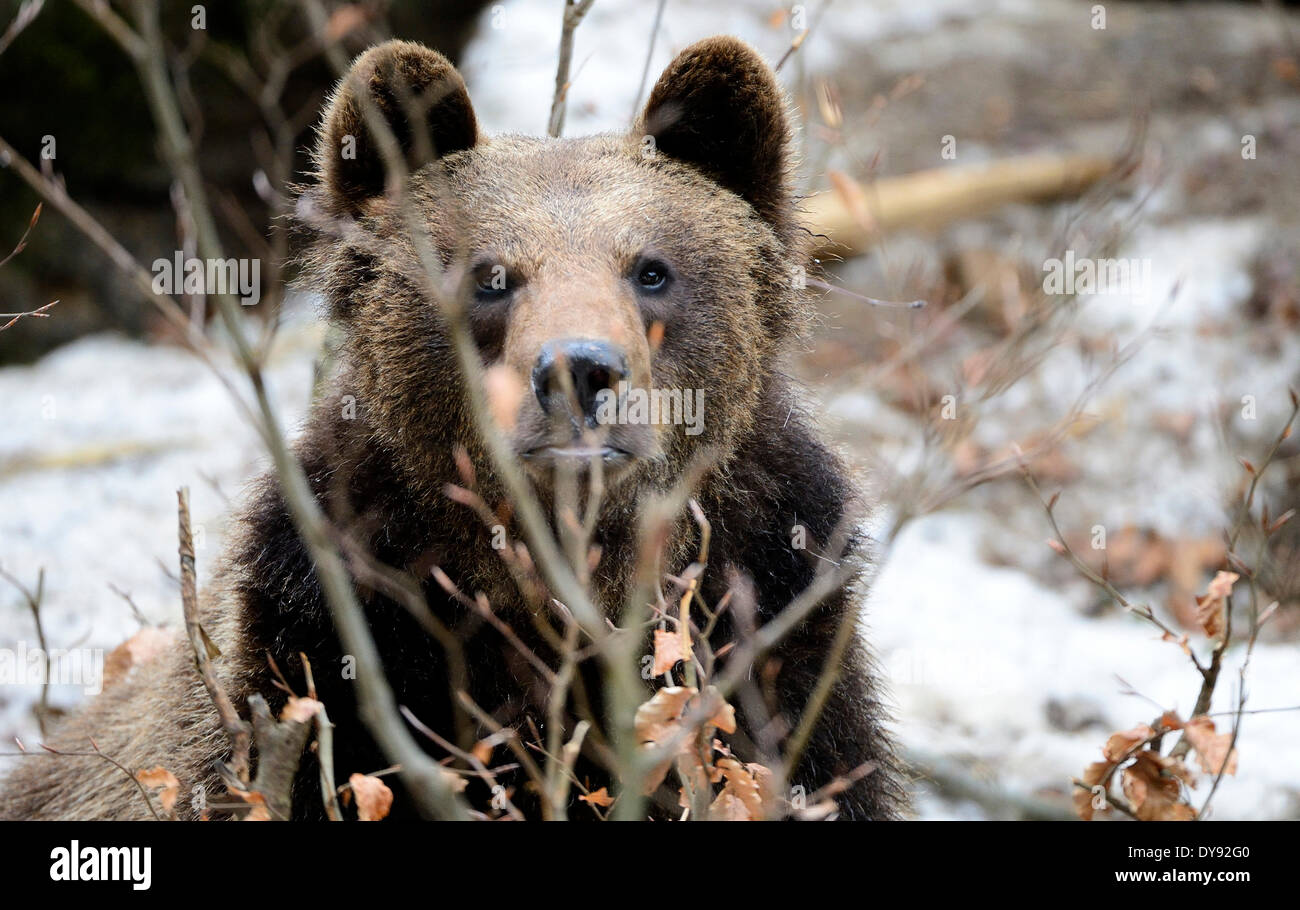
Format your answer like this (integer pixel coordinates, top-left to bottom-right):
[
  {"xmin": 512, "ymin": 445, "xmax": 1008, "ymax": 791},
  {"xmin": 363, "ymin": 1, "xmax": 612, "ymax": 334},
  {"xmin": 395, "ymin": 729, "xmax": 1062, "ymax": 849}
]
[
  {"xmin": 638, "ymin": 266, "xmax": 665, "ymax": 289},
  {"xmin": 634, "ymin": 259, "xmax": 671, "ymax": 292},
  {"xmin": 473, "ymin": 262, "xmax": 510, "ymax": 298}
]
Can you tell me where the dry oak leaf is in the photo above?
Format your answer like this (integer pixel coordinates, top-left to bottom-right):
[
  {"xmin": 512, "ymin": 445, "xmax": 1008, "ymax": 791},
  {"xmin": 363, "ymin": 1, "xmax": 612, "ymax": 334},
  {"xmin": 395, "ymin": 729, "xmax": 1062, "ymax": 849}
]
[
  {"xmin": 635, "ymin": 687, "xmax": 696, "ymax": 744},
  {"xmin": 634, "ymin": 685, "xmax": 737, "ymax": 794},
  {"xmin": 280, "ymin": 696, "xmax": 323, "ymax": 725},
  {"xmin": 1183, "ymin": 716, "xmax": 1239, "ymax": 777},
  {"xmin": 1157, "ymin": 711, "xmax": 1184, "ymax": 732},
  {"xmin": 1165, "ymin": 539, "xmax": 1227, "ymax": 629},
  {"xmin": 1121, "ymin": 751, "xmax": 1195, "ymax": 821},
  {"xmin": 135, "ymin": 766, "xmax": 180, "ymax": 814},
  {"xmin": 708, "ymin": 758, "xmax": 772, "ymax": 821},
  {"xmin": 471, "ymin": 739, "xmax": 494, "ymax": 766},
  {"xmin": 234, "ymin": 789, "xmax": 271, "ymax": 821},
  {"xmin": 635, "ymin": 686, "xmax": 697, "ymax": 794},
  {"xmin": 1162, "ymin": 756, "xmax": 1199, "ymax": 790},
  {"xmin": 704, "ymin": 688, "xmax": 737, "ymax": 735},
  {"xmin": 1193, "ymin": 571, "xmax": 1238, "ymax": 640},
  {"xmin": 1074, "ymin": 760, "xmax": 1113, "ymax": 821},
  {"xmin": 349, "ymin": 773, "xmax": 395, "ymax": 821},
  {"xmin": 651, "ymin": 628, "xmax": 685, "ymax": 676},
  {"xmin": 103, "ymin": 627, "xmax": 177, "ymax": 689},
  {"xmin": 579, "ymin": 787, "xmax": 615, "ymax": 808},
  {"xmin": 1102, "ymin": 725, "xmax": 1154, "ymax": 763}
]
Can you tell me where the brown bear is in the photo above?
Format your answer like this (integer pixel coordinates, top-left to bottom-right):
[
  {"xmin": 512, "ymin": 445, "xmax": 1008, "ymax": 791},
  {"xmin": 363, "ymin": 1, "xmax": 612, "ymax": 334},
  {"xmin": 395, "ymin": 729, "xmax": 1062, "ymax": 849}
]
[{"xmin": 0, "ymin": 37, "xmax": 904, "ymax": 820}]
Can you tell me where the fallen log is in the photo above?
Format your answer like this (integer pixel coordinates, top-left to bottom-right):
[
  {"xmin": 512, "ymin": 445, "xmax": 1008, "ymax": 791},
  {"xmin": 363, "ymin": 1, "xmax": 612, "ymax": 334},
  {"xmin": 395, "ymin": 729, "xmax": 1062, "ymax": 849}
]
[{"xmin": 804, "ymin": 154, "xmax": 1116, "ymax": 259}]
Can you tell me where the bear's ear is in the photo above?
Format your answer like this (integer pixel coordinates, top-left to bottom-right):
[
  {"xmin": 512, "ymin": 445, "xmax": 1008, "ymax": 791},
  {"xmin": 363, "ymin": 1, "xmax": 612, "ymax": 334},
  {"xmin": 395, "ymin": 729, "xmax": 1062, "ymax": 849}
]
[
  {"xmin": 315, "ymin": 40, "xmax": 479, "ymax": 214},
  {"xmin": 637, "ymin": 37, "xmax": 793, "ymax": 237}
]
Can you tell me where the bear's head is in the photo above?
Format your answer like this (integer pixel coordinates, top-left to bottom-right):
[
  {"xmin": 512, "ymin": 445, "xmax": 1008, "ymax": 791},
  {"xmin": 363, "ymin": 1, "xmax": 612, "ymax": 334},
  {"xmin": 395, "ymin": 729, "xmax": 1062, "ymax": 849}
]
[{"xmin": 303, "ymin": 37, "xmax": 808, "ymax": 512}]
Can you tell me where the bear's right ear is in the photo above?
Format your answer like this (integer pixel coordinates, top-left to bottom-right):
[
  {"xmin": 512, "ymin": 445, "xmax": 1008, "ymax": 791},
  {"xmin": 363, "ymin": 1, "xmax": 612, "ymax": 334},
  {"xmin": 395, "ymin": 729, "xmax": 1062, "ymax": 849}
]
[
  {"xmin": 315, "ymin": 40, "xmax": 479, "ymax": 214},
  {"xmin": 636, "ymin": 37, "xmax": 794, "ymax": 241}
]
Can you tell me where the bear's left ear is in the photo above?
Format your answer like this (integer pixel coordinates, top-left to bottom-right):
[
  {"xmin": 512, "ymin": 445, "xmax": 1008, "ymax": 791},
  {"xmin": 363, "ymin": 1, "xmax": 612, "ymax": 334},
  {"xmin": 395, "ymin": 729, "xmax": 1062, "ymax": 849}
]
[
  {"xmin": 315, "ymin": 40, "xmax": 479, "ymax": 215},
  {"xmin": 637, "ymin": 37, "xmax": 793, "ymax": 239}
]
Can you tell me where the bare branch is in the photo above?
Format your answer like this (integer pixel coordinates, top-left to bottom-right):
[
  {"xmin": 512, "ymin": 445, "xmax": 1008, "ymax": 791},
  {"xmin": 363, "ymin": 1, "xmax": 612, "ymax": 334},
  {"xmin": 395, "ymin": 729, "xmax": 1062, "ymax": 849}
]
[
  {"xmin": 177, "ymin": 487, "xmax": 252, "ymax": 781},
  {"xmin": 547, "ymin": 0, "xmax": 596, "ymax": 138}
]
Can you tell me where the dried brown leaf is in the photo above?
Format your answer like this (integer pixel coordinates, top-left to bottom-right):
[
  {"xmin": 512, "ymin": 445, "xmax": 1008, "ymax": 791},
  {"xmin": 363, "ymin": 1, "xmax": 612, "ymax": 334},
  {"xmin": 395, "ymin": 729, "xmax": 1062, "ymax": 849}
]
[
  {"xmin": 1074, "ymin": 760, "xmax": 1113, "ymax": 821},
  {"xmin": 135, "ymin": 766, "xmax": 179, "ymax": 814},
  {"xmin": 703, "ymin": 686, "xmax": 737, "ymax": 735},
  {"xmin": 651, "ymin": 628, "xmax": 684, "ymax": 676},
  {"xmin": 102, "ymin": 627, "xmax": 177, "ymax": 689},
  {"xmin": 579, "ymin": 786, "xmax": 614, "ymax": 808},
  {"xmin": 708, "ymin": 758, "xmax": 770, "ymax": 821},
  {"xmin": 280, "ymin": 696, "xmax": 323, "ymax": 725},
  {"xmin": 1183, "ymin": 716, "xmax": 1239, "ymax": 777},
  {"xmin": 633, "ymin": 685, "xmax": 738, "ymax": 793},
  {"xmin": 1193, "ymin": 571, "xmax": 1238, "ymax": 639},
  {"xmin": 235, "ymin": 789, "xmax": 270, "ymax": 821},
  {"xmin": 349, "ymin": 773, "xmax": 395, "ymax": 821},
  {"xmin": 1103, "ymin": 725, "xmax": 1154, "ymax": 762},
  {"xmin": 1122, "ymin": 751, "xmax": 1195, "ymax": 821}
]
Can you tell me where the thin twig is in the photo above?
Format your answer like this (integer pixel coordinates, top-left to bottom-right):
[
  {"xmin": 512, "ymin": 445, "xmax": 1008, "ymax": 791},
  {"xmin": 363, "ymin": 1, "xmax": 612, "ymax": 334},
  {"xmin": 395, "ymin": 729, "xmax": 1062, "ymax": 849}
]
[
  {"xmin": 773, "ymin": 0, "xmax": 831, "ymax": 73},
  {"xmin": 547, "ymin": 0, "xmax": 596, "ymax": 138},
  {"xmin": 36, "ymin": 740, "xmax": 162, "ymax": 821},
  {"xmin": 0, "ymin": 300, "xmax": 57, "ymax": 332},
  {"xmin": 301, "ymin": 654, "xmax": 343, "ymax": 821},
  {"xmin": 627, "ymin": 0, "xmax": 666, "ymax": 123},
  {"xmin": 178, "ymin": 487, "xmax": 252, "ymax": 781},
  {"xmin": 0, "ymin": 566, "xmax": 51, "ymax": 735},
  {"xmin": 0, "ymin": 0, "xmax": 45, "ymax": 58},
  {"xmin": 1173, "ymin": 393, "xmax": 1297, "ymax": 759}
]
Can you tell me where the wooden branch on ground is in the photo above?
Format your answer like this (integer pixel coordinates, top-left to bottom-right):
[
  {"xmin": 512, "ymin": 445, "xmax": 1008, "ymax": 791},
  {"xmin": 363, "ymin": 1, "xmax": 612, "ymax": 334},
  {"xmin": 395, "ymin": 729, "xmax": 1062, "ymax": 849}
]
[
  {"xmin": 907, "ymin": 747, "xmax": 1077, "ymax": 821},
  {"xmin": 803, "ymin": 155, "xmax": 1116, "ymax": 259}
]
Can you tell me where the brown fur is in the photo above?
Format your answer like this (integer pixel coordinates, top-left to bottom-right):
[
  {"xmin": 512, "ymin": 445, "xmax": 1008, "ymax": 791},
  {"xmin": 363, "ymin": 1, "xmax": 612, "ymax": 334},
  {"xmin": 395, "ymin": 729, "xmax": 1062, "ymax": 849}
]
[{"xmin": 0, "ymin": 37, "xmax": 905, "ymax": 820}]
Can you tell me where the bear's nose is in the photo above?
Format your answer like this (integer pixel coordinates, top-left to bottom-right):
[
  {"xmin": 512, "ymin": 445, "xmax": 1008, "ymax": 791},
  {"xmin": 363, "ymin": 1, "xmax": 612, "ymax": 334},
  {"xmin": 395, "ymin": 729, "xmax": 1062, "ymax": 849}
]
[{"xmin": 531, "ymin": 339, "xmax": 628, "ymax": 426}]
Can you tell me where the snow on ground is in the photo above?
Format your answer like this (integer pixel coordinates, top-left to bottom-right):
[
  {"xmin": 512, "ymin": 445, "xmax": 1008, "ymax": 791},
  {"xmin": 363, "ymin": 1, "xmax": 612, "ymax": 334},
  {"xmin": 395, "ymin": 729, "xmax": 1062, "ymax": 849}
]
[
  {"xmin": 458, "ymin": 0, "xmax": 1028, "ymax": 137},
  {"xmin": 827, "ymin": 211, "xmax": 1300, "ymax": 818},
  {"xmin": 0, "ymin": 306, "xmax": 323, "ymax": 742},
  {"xmin": 2, "ymin": 0, "xmax": 1297, "ymax": 819},
  {"xmin": 869, "ymin": 510, "xmax": 1300, "ymax": 820}
]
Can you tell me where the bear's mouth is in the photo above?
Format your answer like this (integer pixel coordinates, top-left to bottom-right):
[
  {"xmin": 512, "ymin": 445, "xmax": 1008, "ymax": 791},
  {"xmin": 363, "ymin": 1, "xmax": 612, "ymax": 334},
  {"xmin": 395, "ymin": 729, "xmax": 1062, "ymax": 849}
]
[
  {"xmin": 513, "ymin": 419, "xmax": 657, "ymax": 486},
  {"xmin": 520, "ymin": 444, "xmax": 632, "ymax": 465}
]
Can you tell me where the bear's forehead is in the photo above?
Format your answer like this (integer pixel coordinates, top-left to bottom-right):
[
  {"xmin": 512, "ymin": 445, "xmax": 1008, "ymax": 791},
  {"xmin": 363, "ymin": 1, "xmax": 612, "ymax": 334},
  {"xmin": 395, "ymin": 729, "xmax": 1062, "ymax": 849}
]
[
  {"xmin": 451, "ymin": 134, "xmax": 646, "ymax": 187},
  {"xmin": 414, "ymin": 135, "xmax": 738, "ymax": 251}
]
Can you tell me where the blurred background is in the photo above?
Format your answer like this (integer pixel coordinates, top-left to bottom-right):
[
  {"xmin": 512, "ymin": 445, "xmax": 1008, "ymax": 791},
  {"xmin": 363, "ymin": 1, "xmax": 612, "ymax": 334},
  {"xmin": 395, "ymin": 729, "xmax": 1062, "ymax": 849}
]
[{"xmin": 0, "ymin": 0, "xmax": 1297, "ymax": 819}]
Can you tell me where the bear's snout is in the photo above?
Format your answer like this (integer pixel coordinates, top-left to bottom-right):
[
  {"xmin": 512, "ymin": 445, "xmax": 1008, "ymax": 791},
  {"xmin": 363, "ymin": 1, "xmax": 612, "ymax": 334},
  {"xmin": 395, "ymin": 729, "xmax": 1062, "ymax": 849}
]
[
  {"xmin": 517, "ymin": 334, "xmax": 656, "ymax": 479},
  {"xmin": 531, "ymin": 338, "xmax": 627, "ymax": 427}
]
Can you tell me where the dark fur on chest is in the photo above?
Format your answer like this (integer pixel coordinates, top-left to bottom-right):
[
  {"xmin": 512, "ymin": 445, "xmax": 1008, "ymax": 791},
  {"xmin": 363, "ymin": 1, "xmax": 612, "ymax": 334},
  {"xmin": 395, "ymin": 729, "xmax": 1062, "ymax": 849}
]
[{"xmin": 227, "ymin": 382, "xmax": 899, "ymax": 820}]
